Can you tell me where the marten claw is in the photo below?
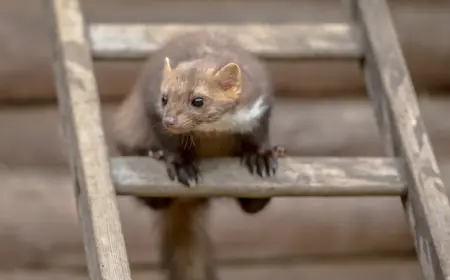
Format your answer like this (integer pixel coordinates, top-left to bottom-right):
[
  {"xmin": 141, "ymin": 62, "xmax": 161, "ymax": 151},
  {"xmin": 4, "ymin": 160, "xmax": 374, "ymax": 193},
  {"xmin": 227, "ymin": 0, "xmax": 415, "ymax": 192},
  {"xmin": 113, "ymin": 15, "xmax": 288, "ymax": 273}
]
[
  {"xmin": 166, "ymin": 161, "xmax": 200, "ymax": 187},
  {"xmin": 241, "ymin": 150, "xmax": 278, "ymax": 177},
  {"xmin": 272, "ymin": 145, "xmax": 286, "ymax": 158}
]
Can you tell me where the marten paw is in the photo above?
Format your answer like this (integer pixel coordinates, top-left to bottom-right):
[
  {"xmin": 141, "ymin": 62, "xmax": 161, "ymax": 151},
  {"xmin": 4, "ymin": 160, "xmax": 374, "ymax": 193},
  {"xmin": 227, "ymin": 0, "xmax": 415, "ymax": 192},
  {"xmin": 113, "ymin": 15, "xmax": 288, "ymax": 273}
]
[
  {"xmin": 241, "ymin": 149, "xmax": 278, "ymax": 177},
  {"xmin": 165, "ymin": 160, "xmax": 200, "ymax": 187}
]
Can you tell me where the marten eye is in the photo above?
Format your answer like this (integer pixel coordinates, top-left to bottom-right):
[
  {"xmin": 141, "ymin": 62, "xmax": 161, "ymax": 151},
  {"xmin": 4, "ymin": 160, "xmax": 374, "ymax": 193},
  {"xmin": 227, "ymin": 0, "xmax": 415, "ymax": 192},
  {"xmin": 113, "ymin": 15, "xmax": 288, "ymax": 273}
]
[
  {"xmin": 161, "ymin": 95, "xmax": 168, "ymax": 106},
  {"xmin": 191, "ymin": 97, "xmax": 204, "ymax": 108}
]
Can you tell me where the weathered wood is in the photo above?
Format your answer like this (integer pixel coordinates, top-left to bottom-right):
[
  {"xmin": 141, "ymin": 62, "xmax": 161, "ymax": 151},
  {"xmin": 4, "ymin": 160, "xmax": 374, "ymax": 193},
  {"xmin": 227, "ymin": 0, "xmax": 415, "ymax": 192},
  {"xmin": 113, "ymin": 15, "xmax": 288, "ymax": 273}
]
[
  {"xmin": 356, "ymin": 1, "xmax": 450, "ymax": 280},
  {"xmin": 347, "ymin": 0, "xmax": 399, "ymax": 157},
  {"xmin": 45, "ymin": 0, "xmax": 132, "ymax": 279},
  {"xmin": 363, "ymin": 52, "xmax": 399, "ymax": 156},
  {"xmin": 111, "ymin": 157, "xmax": 405, "ymax": 197},
  {"xmin": 88, "ymin": 23, "xmax": 362, "ymax": 60}
]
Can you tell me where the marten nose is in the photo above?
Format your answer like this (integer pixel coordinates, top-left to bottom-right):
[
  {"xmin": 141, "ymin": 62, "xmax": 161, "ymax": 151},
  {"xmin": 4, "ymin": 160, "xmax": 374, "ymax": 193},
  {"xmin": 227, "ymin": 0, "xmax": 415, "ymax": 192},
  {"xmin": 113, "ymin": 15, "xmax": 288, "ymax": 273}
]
[{"xmin": 162, "ymin": 116, "xmax": 176, "ymax": 127}]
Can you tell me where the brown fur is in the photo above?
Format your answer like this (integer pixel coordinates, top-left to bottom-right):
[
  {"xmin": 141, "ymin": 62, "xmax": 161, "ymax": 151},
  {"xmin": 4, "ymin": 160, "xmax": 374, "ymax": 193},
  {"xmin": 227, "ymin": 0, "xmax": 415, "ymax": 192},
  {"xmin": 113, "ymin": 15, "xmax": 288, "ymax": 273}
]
[
  {"xmin": 158, "ymin": 63, "xmax": 240, "ymax": 133},
  {"xmin": 160, "ymin": 198, "xmax": 215, "ymax": 280},
  {"xmin": 113, "ymin": 30, "xmax": 276, "ymax": 280}
]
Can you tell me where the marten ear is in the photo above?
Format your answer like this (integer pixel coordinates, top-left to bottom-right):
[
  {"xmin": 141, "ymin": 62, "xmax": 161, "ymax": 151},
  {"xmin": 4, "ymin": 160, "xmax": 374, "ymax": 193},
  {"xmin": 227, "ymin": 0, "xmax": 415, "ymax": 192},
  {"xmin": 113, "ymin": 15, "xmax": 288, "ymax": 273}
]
[
  {"xmin": 162, "ymin": 57, "xmax": 172, "ymax": 79},
  {"xmin": 214, "ymin": 63, "xmax": 242, "ymax": 100}
]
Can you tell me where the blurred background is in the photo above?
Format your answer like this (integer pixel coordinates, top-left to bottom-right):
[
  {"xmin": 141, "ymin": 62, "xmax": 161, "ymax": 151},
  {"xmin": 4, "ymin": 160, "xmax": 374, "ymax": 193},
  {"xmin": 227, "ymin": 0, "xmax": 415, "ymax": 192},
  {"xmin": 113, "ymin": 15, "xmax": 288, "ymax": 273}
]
[{"xmin": 1, "ymin": 0, "xmax": 450, "ymax": 279}]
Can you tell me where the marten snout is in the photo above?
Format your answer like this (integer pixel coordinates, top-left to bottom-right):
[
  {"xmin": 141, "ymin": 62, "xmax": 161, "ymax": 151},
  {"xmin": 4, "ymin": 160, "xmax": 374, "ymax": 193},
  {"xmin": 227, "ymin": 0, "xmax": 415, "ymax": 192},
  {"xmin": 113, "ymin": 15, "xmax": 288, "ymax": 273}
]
[
  {"xmin": 162, "ymin": 114, "xmax": 193, "ymax": 133},
  {"xmin": 162, "ymin": 116, "xmax": 177, "ymax": 128}
]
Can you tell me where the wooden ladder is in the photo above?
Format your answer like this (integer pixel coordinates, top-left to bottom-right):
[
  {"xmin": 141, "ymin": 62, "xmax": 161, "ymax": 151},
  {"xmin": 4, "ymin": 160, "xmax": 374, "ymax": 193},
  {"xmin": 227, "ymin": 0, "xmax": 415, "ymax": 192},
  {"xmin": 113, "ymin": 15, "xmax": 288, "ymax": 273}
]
[{"xmin": 45, "ymin": 0, "xmax": 450, "ymax": 279}]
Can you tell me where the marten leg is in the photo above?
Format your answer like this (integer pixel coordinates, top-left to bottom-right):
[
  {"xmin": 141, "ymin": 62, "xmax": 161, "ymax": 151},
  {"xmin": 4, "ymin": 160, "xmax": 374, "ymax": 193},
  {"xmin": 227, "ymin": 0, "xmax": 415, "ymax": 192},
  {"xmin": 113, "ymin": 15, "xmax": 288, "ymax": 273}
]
[
  {"xmin": 154, "ymin": 129, "xmax": 200, "ymax": 187},
  {"xmin": 236, "ymin": 146, "xmax": 285, "ymax": 213},
  {"xmin": 115, "ymin": 142, "xmax": 173, "ymax": 210},
  {"xmin": 163, "ymin": 150, "xmax": 200, "ymax": 187},
  {"xmin": 237, "ymin": 109, "xmax": 277, "ymax": 214},
  {"xmin": 139, "ymin": 131, "xmax": 200, "ymax": 208}
]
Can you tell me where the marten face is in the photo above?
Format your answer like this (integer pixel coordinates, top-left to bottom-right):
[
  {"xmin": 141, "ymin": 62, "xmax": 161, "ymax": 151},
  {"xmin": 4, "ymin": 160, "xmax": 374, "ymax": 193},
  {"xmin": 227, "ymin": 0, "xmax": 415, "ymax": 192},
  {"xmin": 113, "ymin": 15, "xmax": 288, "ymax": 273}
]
[{"xmin": 158, "ymin": 57, "xmax": 242, "ymax": 134}]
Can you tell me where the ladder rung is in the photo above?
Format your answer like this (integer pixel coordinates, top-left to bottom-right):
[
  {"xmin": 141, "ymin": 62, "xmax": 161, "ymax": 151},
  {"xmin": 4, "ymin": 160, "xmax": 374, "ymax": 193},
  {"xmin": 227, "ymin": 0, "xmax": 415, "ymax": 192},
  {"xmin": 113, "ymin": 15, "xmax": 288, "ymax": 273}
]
[
  {"xmin": 88, "ymin": 23, "xmax": 362, "ymax": 60},
  {"xmin": 111, "ymin": 157, "xmax": 405, "ymax": 197}
]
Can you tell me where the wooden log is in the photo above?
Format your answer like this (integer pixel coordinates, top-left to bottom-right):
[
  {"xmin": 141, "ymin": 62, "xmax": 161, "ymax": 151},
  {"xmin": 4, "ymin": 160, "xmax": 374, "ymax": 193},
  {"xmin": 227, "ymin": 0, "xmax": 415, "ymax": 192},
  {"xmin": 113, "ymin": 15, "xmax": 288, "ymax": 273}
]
[
  {"xmin": 0, "ymin": 260, "xmax": 424, "ymax": 280},
  {"xmin": 3, "ymin": 97, "xmax": 450, "ymax": 167},
  {"xmin": 1, "ymin": 1, "xmax": 450, "ymax": 103},
  {"xmin": 111, "ymin": 157, "xmax": 405, "ymax": 197},
  {"xmin": 355, "ymin": 1, "xmax": 450, "ymax": 279},
  {"xmin": 45, "ymin": 0, "xmax": 132, "ymax": 279},
  {"xmin": 89, "ymin": 23, "xmax": 362, "ymax": 60}
]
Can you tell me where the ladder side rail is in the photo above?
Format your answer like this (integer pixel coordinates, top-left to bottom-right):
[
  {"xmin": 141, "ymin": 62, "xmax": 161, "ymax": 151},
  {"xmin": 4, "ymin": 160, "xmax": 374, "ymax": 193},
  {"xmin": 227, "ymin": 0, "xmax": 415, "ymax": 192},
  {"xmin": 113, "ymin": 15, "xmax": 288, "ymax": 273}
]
[
  {"xmin": 45, "ymin": 0, "xmax": 132, "ymax": 279},
  {"xmin": 355, "ymin": 1, "xmax": 450, "ymax": 279},
  {"xmin": 343, "ymin": 0, "xmax": 396, "ymax": 157}
]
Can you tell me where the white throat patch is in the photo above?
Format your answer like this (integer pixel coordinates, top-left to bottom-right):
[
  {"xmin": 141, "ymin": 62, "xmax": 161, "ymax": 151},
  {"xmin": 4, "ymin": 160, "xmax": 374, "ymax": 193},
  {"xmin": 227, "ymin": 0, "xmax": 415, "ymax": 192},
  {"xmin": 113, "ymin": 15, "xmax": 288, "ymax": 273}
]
[{"xmin": 195, "ymin": 95, "xmax": 269, "ymax": 133}]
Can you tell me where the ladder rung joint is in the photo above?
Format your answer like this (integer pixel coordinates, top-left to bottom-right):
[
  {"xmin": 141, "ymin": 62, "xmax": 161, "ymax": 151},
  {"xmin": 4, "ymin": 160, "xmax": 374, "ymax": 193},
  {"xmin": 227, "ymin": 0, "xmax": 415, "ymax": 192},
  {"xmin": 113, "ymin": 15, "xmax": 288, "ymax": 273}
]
[
  {"xmin": 88, "ymin": 23, "xmax": 363, "ymax": 60},
  {"xmin": 111, "ymin": 156, "xmax": 405, "ymax": 197}
]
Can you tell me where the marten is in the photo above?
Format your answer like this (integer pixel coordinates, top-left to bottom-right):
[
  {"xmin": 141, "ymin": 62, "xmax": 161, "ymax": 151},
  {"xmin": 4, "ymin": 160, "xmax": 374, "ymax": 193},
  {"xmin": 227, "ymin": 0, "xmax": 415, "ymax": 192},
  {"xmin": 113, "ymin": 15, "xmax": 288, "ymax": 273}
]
[{"xmin": 113, "ymin": 30, "xmax": 278, "ymax": 280}]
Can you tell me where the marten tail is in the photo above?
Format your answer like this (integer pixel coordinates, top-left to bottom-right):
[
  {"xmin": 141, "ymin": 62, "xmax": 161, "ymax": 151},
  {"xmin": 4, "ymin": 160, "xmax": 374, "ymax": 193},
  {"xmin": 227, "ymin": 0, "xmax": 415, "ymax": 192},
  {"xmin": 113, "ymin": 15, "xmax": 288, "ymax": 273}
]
[{"xmin": 160, "ymin": 198, "xmax": 217, "ymax": 280}]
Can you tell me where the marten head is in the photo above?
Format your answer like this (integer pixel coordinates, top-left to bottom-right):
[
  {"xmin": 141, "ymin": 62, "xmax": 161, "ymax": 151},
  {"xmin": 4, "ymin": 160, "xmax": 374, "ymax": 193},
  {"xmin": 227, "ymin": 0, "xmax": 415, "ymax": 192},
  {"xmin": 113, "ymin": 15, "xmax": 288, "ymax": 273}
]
[{"xmin": 158, "ymin": 57, "xmax": 243, "ymax": 134}]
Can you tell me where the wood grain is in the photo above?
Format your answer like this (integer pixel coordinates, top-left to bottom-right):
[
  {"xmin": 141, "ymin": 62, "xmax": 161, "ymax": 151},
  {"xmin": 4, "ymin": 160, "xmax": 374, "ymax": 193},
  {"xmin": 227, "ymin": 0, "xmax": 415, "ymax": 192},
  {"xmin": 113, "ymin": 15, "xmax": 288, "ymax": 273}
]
[
  {"xmin": 45, "ymin": 0, "xmax": 132, "ymax": 279},
  {"xmin": 111, "ymin": 157, "xmax": 405, "ymax": 197},
  {"xmin": 355, "ymin": 0, "xmax": 450, "ymax": 279},
  {"xmin": 88, "ymin": 23, "xmax": 362, "ymax": 60}
]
